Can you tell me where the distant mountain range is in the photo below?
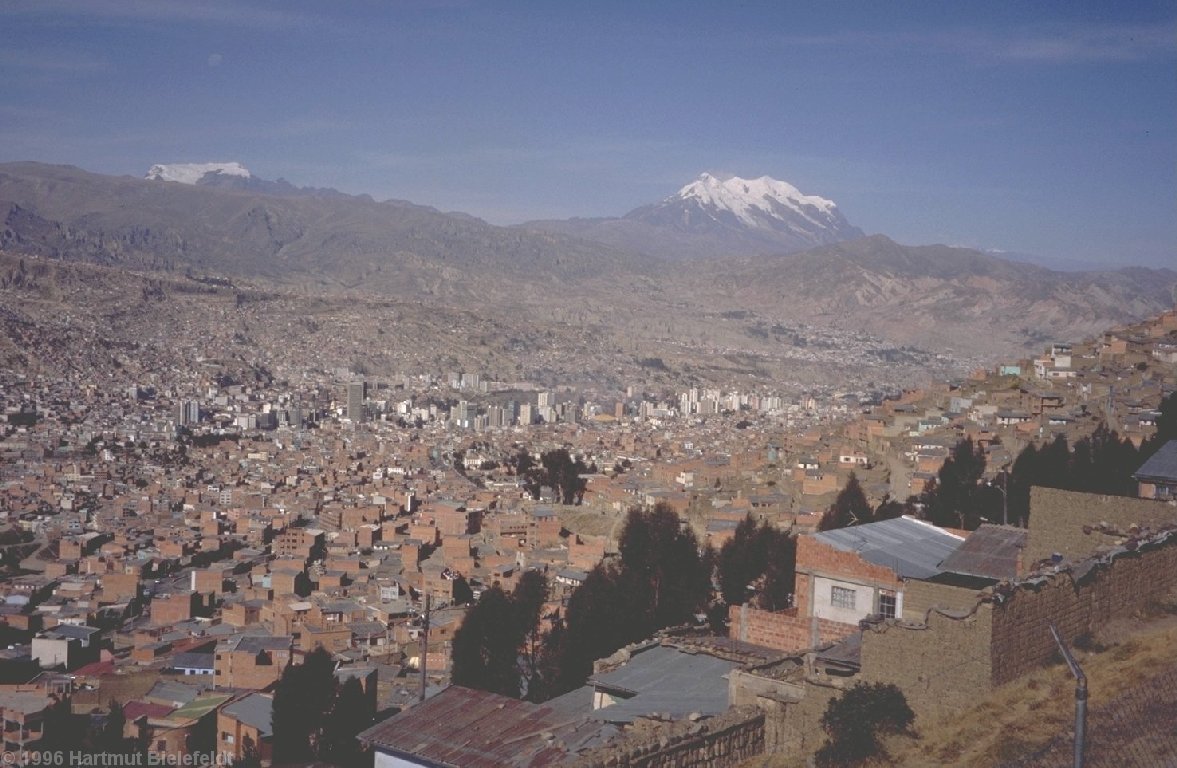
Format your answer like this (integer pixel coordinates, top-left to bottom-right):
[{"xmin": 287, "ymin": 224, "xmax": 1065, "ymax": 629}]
[{"xmin": 0, "ymin": 161, "xmax": 1173, "ymax": 359}]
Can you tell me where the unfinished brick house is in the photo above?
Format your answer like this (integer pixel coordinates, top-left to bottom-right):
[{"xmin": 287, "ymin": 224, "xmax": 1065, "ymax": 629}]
[{"xmin": 730, "ymin": 516, "xmax": 964, "ymax": 652}]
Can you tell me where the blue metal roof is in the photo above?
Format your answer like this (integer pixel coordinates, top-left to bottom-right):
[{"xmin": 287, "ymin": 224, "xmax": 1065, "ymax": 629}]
[
  {"xmin": 1134, "ymin": 440, "xmax": 1177, "ymax": 483},
  {"xmin": 813, "ymin": 516, "xmax": 964, "ymax": 579},
  {"xmin": 588, "ymin": 645, "xmax": 737, "ymax": 723}
]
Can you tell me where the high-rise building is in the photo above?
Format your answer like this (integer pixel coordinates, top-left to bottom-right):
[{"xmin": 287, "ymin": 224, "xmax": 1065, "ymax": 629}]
[
  {"xmin": 346, "ymin": 381, "xmax": 365, "ymax": 422},
  {"xmin": 175, "ymin": 400, "xmax": 201, "ymax": 426}
]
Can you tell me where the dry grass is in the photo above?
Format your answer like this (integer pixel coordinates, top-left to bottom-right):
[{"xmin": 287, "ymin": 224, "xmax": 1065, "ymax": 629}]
[
  {"xmin": 71, "ymin": 668, "xmax": 163, "ymax": 712},
  {"xmin": 880, "ymin": 619, "xmax": 1177, "ymax": 767},
  {"xmin": 557, "ymin": 506, "xmax": 623, "ymax": 539}
]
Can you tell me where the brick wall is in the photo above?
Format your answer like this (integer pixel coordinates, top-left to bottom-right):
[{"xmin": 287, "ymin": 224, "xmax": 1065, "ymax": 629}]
[
  {"xmin": 569, "ymin": 707, "xmax": 765, "ymax": 768},
  {"xmin": 797, "ymin": 536, "xmax": 902, "ymax": 593},
  {"xmin": 1025, "ymin": 487, "xmax": 1176, "ymax": 568},
  {"xmin": 728, "ymin": 604, "xmax": 857, "ymax": 653}
]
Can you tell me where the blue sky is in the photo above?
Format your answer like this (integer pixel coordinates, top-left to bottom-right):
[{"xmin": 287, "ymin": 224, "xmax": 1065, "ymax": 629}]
[{"xmin": 1, "ymin": 1, "xmax": 1174, "ymax": 267}]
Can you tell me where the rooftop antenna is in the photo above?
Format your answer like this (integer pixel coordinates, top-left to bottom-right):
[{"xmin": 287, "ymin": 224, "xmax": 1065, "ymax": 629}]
[{"xmin": 1048, "ymin": 622, "xmax": 1087, "ymax": 768}]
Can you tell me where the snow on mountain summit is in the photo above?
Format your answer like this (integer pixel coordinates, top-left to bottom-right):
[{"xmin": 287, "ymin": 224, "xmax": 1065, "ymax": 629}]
[
  {"xmin": 145, "ymin": 162, "xmax": 251, "ymax": 185},
  {"xmin": 622, "ymin": 172, "xmax": 862, "ymax": 252},
  {"xmin": 675, "ymin": 173, "xmax": 837, "ymax": 228}
]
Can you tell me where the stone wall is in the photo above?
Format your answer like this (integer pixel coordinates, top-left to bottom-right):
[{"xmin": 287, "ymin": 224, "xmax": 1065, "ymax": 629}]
[
  {"xmin": 570, "ymin": 707, "xmax": 765, "ymax": 768},
  {"xmin": 1025, "ymin": 487, "xmax": 1176, "ymax": 568},
  {"xmin": 728, "ymin": 604, "xmax": 856, "ymax": 653}
]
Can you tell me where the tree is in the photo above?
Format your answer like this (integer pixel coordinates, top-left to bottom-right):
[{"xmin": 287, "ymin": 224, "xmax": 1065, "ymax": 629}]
[
  {"xmin": 452, "ymin": 575, "xmax": 474, "ymax": 605},
  {"xmin": 718, "ymin": 516, "xmax": 767, "ymax": 605},
  {"xmin": 513, "ymin": 570, "xmax": 548, "ymax": 694},
  {"xmin": 717, "ymin": 516, "xmax": 796, "ymax": 610},
  {"xmin": 321, "ymin": 677, "xmax": 374, "ymax": 767},
  {"xmin": 235, "ymin": 734, "xmax": 262, "ymax": 768},
  {"xmin": 534, "ymin": 448, "xmax": 589, "ymax": 504},
  {"xmin": 872, "ymin": 495, "xmax": 912, "ymax": 522},
  {"xmin": 618, "ymin": 504, "xmax": 709, "ymax": 631},
  {"xmin": 451, "ymin": 587, "xmax": 524, "ymax": 697},
  {"xmin": 820, "ymin": 472, "xmax": 871, "ymax": 531},
  {"xmin": 272, "ymin": 647, "xmax": 336, "ymax": 763},
  {"xmin": 815, "ymin": 682, "xmax": 915, "ymax": 767},
  {"xmin": 96, "ymin": 699, "xmax": 130, "ymax": 756},
  {"xmin": 921, "ymin": 438, "xmax": 987, "ymax": 530},
  {"xmin": 542, "ymin": 504, "xmax": 712, "ymax": 699}
]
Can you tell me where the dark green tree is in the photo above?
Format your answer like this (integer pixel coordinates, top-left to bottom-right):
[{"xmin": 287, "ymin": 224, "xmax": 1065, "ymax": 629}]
[
  {"xmin": 321, "ymin": 677, "xmax": 374, "ymax": 767},
  {"xmin": 718, "ymin": 516, "xmax": 768, "ymax": 605},
  {"xmin": 235, "ymin": 734, "xmax": 262, "ymax": 768},
  {"xmin": 95, "ymin": 699, "xmax": 130, "ymax": 755},
  {"xmin": 820, "ymin": 472, "xmax": 871, "ymax": 531},
  {"xmin": 513, "ymin": 570, "xmax": 549, "ymax": 693},
  {"xmin": 451, "ymin": 587, "xmax": 524, "ymax": 697},
  {"xmin": 872, "ymin": 495, "xmax": 912, "ymax": 522},
  {"xmin": 618, "ymin": 504, "xmax": 709, "ymax": 631},
  {"xmin": 717, "ymin": 516, "xmax": 796, "ymax": 610},
  {"xmin": 550, "ymin": 564, "xmax": 624, "ymax": 695},
  {"xmin": 921, "ymin": 439, "xmax": 987, "ymax": 530},
  {"xmin": 38, "ymin": 695, "xmax": 83, "ymax": 753},
  {"xmin": 1153, "ymin": 391, "xmax": 1177, "ymax": 448},
  {"xmin": 815, "ymin": 682, "xmax": 915, "ymax": 767},
  {"xmin": 759, "ymin": 528, "xmax": 797, "ymax": 612},
  {"xmin": 452, "ymin": 575, "xmax": 474, "ymax": 605},
  {"xmin": 272, "ymin": 647, "xmax": 336, "ymax": 763}
]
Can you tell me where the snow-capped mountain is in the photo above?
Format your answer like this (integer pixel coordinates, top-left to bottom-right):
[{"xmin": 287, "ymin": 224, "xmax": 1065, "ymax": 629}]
[
  {"xmin": 522, "ymin": 173, "xmax": 864, "ymax": 259},
  {"xmin": 145, "ymin": 162, "xmax": 252, "ymax": 185},
  {"xmin": 624, "ymin": 173, "xmax": 863, "ymax": 250}
]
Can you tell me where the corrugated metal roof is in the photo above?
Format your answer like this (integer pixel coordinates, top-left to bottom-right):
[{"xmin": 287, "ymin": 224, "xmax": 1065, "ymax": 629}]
[
  {"xmin": 814, "ymin": 516, "xmax": 964, "ymax": 579},
  {"xmin": 1134, "ymin": 440, "xmax": 1177, "ymax": 482},
  {"xmin": 938, "ymin": 524, "xmax": 1026, "ymax": 580},
  {"xmin": 587, "ymin": 645, "xmax": 737, "ymax": 724},
  {"xmin": 221, "ymin": 693, "xmax": 273, "ymax": 737},
  {"xmin": 358, "ymin": 686, "xmax": 586, "ymax": 768}
]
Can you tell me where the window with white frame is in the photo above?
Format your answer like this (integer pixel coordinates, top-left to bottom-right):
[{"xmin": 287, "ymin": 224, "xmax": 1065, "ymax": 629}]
[
  {"xmin": 830, "ymin": 585, "xmax": 856, "ymax": 610},
  {"xmin": 878, "ymin": 590, "xmax": 897, "ymax": 619}
]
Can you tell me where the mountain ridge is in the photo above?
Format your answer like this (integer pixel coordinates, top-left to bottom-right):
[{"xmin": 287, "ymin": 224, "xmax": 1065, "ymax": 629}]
[{"xmin": 1, "ymin": 161, "xmax": 1173, "ymax": 361}]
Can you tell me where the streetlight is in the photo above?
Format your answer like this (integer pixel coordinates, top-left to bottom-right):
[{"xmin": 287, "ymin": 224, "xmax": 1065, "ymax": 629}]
[{"xmin": 986, "ymin": 470, "xmax": 1009, "ymax": 526}]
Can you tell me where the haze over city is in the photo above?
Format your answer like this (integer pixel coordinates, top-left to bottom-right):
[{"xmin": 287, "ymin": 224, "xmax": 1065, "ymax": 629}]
[{"xmin": 1, "ymin": 0, "xmax": 1174, "ymax": 267}]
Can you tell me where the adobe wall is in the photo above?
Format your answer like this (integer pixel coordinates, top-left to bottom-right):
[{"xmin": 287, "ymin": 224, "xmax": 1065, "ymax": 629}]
[
  {"xmin": 569, "ymin": 707, "xmax": 765, "ymax": 768},
  {"xmin": 859, "ymin": 529, "xmax": 1177, "ymax": 719},
  {"xmin": 991, "ymin": 534, "xmax": 1177, "ymax": 685},
  {"xmin": 728, "ymin": 604, "xmax": 856, "ymax": 654},
  {"xmin": 901, "ymin": 580, "xmax": 983, "ymax": 622},
  {"xmin": 858, "ymin": 606, "xmax": 995, "ymax": 721},
  {"xmin": 1025, "ymin": 487, "xmax": 1176, "ymax": 568},
  {"xmin": 729, "ymin": 667, "xmax": 839, "ymax": 758}
]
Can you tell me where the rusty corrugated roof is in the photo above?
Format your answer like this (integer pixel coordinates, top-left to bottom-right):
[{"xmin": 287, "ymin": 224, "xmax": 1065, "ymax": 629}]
[
  {"xmin": 938, "ymin": 524, "xmax": 1027, "ymax": 580},
  {"xmin": 357, "ymin": 686, "xmax": 582, "ymax": 768}
]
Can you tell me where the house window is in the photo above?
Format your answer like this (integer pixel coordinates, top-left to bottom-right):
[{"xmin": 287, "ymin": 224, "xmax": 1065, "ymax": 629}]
[
  {"xmin": 878, "ymin": 590, "xmax": 897, "ymax": 619},
  {"xmin": 222, "ymin": 732, "xmax": 234, "ymax": 744},
  {"xmin": 830, "ymin": 586, "xmax": 856, "ymax": 610}
]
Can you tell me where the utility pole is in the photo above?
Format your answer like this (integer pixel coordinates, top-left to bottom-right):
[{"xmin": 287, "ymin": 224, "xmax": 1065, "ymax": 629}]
[
  {"xmin": 1049, "ymin": 622, "xmax": 1087, "ymax": 768},
  {"xmin": 418, "ymin": 592, "xmax": 430, "ymax": 703}
]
